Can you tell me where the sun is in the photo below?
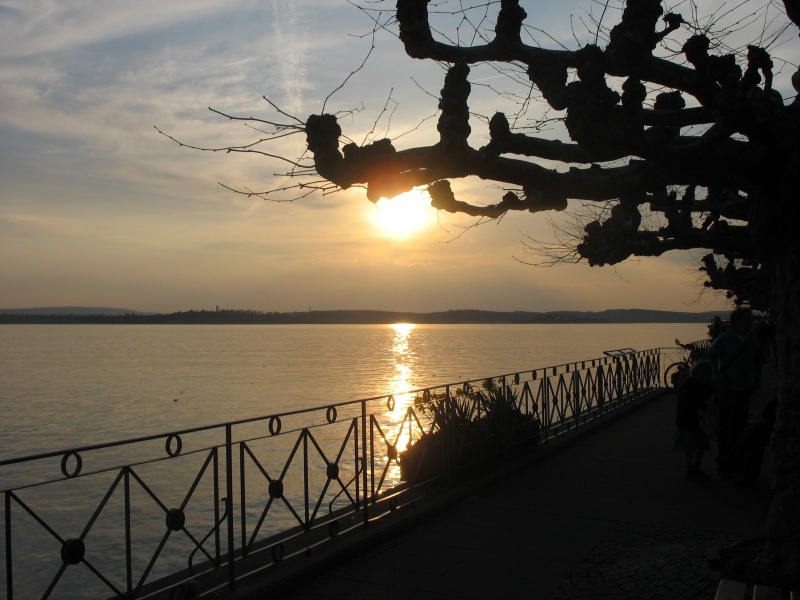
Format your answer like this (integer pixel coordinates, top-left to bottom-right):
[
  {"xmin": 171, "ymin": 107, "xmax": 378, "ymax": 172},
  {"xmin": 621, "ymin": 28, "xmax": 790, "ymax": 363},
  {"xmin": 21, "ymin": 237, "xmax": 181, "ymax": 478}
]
[{"xmin": 370, "ymin": 190, "xmax": 436, "ymax": 239}]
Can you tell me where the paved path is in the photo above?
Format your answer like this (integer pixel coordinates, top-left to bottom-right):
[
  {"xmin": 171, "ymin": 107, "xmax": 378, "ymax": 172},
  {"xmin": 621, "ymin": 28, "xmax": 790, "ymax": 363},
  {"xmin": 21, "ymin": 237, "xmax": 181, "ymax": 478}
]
[{"xmin": 236, "ymin": 369, "xmax": 778, "ymax": 600}]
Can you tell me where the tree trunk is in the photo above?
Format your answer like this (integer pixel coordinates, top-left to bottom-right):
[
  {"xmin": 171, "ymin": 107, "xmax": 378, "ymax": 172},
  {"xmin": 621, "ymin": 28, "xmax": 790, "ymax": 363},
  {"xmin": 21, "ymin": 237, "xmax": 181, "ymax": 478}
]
[
  {"xmin": 756, "ymin": 252, "xmax": 800, "ymax": 585},
  {"xmin": 752, "ymin": 142, "xmax": 800, "ymax": 583}
]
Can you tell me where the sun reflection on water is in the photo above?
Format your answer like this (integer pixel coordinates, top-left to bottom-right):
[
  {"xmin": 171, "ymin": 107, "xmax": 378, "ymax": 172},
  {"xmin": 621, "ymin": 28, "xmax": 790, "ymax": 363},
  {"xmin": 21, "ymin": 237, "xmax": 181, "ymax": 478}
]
[
  {"xmin": 387, "ymin": 323, "xmax": 416, "ymax": 425},
  {"xmin": 384, "ymin": 323, "xmax": 419, "ymax": 484}
]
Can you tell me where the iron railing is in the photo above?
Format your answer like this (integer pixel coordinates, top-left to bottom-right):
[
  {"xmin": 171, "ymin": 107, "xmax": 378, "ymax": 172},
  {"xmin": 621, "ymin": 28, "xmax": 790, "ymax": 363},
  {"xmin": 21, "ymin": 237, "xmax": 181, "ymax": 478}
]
[{"xmin": 1, "ymin": 346, "xmax": 667, "ymax": 599}]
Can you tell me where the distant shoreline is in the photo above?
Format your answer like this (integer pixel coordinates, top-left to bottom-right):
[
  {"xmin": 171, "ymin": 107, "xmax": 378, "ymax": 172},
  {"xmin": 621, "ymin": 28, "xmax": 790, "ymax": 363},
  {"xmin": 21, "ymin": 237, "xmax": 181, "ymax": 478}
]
[{"xmin": 0, "ymin": 307, "xmax": 726, "ymax": 325}]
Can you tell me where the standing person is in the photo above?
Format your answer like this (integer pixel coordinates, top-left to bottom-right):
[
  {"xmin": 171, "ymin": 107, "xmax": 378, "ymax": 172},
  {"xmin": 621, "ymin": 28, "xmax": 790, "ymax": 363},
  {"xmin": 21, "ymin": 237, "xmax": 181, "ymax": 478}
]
[
  {"xmin": 705, "ymin": 307, "xmax": 762, "ymax": 477},
  {"xmin": 709, "ymin": 316, "xmax": 724, "ymax": 340},
  {"xmin": 673, "ymin": 360, "xmax": 715, "ymax": 481}
]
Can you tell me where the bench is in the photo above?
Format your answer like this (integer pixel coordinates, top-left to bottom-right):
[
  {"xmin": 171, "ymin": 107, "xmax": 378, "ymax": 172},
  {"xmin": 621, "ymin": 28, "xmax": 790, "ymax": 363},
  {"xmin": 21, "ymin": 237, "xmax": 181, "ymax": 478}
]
[{"xmin": 716, "ymin": 578, "xmax": 799, "ymax": 600}]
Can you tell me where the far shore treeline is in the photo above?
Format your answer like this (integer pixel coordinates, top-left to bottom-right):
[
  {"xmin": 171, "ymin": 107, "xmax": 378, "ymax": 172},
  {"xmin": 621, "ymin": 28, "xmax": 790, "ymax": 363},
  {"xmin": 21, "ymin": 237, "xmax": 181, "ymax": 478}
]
[{"xmin": 0, "ymin": 307, "xmax": 728, "ymax": 325}]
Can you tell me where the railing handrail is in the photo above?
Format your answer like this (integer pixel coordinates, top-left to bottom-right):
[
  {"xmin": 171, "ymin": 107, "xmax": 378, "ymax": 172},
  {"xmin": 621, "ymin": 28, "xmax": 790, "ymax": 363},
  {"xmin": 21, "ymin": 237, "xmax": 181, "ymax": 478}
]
[{"xmin": 0, "ymin": 352, "xmax": 658, "ymax": 471}]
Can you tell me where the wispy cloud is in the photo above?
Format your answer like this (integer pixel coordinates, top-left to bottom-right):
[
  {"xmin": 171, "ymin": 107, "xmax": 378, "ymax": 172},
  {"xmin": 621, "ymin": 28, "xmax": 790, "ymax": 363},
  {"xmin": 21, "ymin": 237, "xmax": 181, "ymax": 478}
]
[{"xmin": 267, "ymin": 1, "xmax": 308, "ymax": 115}]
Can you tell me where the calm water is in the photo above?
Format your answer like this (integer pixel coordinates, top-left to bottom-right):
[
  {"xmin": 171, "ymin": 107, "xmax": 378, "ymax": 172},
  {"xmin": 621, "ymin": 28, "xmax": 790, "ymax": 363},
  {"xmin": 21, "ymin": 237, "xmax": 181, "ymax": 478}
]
[{"xmin": 0, "ymin": 322, "xmax": 707, "ymax": 460}]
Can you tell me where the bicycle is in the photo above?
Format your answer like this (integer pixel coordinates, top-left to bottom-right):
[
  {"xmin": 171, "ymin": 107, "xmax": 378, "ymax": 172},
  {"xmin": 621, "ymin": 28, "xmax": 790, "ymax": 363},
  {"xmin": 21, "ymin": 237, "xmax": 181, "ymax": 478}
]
[{"xmin": 663, "ymin": 339, "xmax": 705, "ymax": 390}]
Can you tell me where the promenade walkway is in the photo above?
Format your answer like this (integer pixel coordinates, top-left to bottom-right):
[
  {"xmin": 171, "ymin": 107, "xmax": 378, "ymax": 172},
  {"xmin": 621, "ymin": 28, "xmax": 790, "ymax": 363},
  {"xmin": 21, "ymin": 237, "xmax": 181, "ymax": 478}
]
[{"xmin": 222, "ymin": 367, "xmax": 778, "ymax": 600}]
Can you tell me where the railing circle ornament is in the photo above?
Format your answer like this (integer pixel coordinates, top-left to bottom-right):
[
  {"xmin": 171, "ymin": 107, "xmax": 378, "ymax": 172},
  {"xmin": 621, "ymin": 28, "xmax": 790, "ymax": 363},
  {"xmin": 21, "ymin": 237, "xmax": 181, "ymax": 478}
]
[
  {"xmin": 60, "ymin": 451, "xmax": 82, "ymax": 478},
  {"xmin": 326, "ymin": 462, "xmax": 339, "ymax": 480},
  {"xmin": 268, "ymin": 479, "xmax": 284, "ymax": 499},
  {"xmin": 170, "ymin": 581, "xmax": 200, "ymax": 599},
  {"xmin": 165, "ymin": 434, "xmax": 183, "ymax": 457},
  {"xmin": 268, "ymin": 417, "xmax": 282, "ymax": 436},
  {"xmin": 165, "ymin": 508, "xmax": 186, "ymax": 531},
  {"xmin": 272, "ymin": 543, "xmax": 285, "ymax": 563},
  {"xmin": 61, "ymin": 538, "xmax": 85, "ymax": 565},
  {"xmin": 387, "ymin": 395, "xmax": 395, "ymax": 411},
  {"xmin": 328, "ymin": 521, "xmax": 340, "ymax": 538},
  {"xmin": 325, "ymin": 406, "xmax": 337, "ymax": 423}
]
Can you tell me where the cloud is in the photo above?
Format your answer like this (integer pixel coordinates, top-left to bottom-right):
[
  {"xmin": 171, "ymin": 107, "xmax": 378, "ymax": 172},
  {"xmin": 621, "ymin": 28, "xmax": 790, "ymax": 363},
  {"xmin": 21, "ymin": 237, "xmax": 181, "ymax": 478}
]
[{"xmin": 267, "ymin": 1, "xmax": 308, "ymax": 115}]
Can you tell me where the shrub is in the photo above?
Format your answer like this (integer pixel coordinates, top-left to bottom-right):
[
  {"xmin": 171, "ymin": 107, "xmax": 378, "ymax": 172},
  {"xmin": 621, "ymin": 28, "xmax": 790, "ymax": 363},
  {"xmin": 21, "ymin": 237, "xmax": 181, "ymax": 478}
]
[{"xmin": 399, "ymin": 386, "xmax": 540, "ymax": 484}]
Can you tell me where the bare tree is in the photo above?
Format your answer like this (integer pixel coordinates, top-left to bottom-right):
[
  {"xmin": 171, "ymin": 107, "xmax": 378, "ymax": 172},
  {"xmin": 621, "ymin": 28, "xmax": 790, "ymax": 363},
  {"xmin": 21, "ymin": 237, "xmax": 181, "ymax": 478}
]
[
  {"xmin": 168, "ymin": 0, "xmax": 800, "ymax": 584},
  {"xmin": 308, "ymin": 0, "xmax": 800, "ymax": 583}
]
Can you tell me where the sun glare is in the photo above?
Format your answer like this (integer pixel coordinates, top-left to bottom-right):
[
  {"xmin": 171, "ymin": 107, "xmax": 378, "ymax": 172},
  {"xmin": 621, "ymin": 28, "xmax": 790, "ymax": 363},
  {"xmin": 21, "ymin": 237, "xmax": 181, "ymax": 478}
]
[
  {"xmin": 388, "ymin": 323, "xmax": 416, "ymax": 456},
  {"xmin": 371, "ymin": 190, "xmax": 435, "ymax": 239}
]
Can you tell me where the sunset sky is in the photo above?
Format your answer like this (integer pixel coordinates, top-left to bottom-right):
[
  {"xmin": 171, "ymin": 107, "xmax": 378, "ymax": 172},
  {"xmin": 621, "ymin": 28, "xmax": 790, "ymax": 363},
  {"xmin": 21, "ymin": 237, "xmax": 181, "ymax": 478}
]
[{"xmin": 2, "ymin": 1, "xmax": 797, "ymax": 315}]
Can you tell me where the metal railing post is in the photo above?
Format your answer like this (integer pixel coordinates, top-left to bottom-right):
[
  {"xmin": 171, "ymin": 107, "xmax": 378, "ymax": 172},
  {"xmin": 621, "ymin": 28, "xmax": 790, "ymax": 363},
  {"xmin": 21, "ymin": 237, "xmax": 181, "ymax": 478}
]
[
  {"xmin": 5, "ymin": 491, "xmax": 12, "ymax": 600},
  {"xmin": 213, "ymin": 447, "xmax": 221, "ymax": 565},
  {"xmin": 361, "ymin": 400, "xmax": 369, "ymax": 527},
  {"xmin": 303, "ymin": 430, "xmax": 310, "ymax": 527},
  {"xmin": 597, "ymin": 365, "xmax": 606, "ymax": 412},
  {"xmin": 225, "ymin": 424, "xmax": 235, "ymax": 590},
  {"xmin": 124, "ymin": 467, "xmax": 132, "ymax": 596},
  {"xmin": 542, "ymin": 376, "xmax": 551, "ymax": 439},
  {"xmin": 239, "ymin": 443, "xmax": 247, "ymax": 558},
  {"xmin": 572, "ymin": 370, "xmax": 581, "ymax": 428}
]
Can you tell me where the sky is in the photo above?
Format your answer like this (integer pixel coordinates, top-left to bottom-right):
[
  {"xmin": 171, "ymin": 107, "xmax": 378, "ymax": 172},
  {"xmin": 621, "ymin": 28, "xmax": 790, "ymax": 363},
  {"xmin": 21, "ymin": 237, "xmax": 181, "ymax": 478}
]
[{"xmin": 1, "ymin": 1, "xmax": 796, "ymax": 315}]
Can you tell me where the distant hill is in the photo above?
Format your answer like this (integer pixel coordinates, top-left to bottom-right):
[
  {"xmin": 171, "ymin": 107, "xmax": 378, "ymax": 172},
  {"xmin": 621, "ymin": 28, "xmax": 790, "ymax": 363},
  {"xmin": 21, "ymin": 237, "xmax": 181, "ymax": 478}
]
[
  {"xmin": 0, "ymin": 306, "xmax": 154, "ymax": 316},
  {"xmin": 0, "ymin": 307, "xmax": 728, "ymax": 324}
]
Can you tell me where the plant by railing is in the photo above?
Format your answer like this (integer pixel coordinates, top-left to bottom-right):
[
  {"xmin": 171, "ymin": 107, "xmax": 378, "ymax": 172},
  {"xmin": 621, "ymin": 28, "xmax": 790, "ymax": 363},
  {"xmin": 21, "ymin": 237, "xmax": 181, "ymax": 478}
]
[
  {"xmin": 0, "ymin": 346, "xmax": 666, "ymax": 600},
  {"xmin": 399, "ymin": 383, "xmax": 541, "ymax": 483}
]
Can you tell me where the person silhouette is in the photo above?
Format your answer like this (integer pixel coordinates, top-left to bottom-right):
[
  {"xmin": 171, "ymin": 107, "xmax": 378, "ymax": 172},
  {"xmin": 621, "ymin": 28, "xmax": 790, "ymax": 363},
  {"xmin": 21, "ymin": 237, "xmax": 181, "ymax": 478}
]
[
  {"xmin": 673, "ymin": 360, "xmax": 715, "ymax": 482},
  {"xmin": 709, "ymin": 316, "xmax": 724, "ymax": 340},
  {"xmin": 705, "ymin": 307, "xmax": 762, "ymax": 477}
]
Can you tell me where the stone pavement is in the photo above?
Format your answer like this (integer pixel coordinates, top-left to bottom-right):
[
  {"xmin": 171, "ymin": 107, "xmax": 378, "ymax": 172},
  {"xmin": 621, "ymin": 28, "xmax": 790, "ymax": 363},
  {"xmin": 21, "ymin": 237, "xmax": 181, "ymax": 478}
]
[{"xmin": 241, "ymin": 368, "xmax": 779, "ymax": 600}]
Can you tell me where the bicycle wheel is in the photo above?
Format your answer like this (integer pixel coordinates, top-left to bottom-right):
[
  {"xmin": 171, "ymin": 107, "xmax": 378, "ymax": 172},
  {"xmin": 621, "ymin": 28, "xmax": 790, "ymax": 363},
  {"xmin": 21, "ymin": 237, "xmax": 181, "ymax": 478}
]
[{"xmin": 664, "ymin": 362, "xmax": 689, "ymax": 390}]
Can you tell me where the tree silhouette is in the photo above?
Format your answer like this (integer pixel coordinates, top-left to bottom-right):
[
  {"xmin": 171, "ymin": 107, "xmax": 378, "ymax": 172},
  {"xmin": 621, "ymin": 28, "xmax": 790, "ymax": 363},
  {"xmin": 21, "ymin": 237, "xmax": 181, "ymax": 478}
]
[
  {"xmin": 308, "ymin": 0, "xmax": 800, "ymax": 583},
  {"xmin": 167, "ymin": 0, "xmax": 800, "ymax": 583}
]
